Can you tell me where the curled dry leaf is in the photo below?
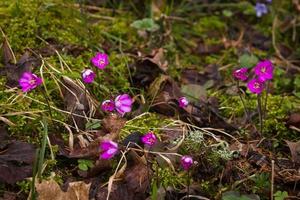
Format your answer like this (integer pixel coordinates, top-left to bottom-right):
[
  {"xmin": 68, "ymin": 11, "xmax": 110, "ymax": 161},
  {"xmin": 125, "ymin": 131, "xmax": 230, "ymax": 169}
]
[
  {"xmin": 36, "ymin": 180, "xmax": 91, "ymax": 200},
  {"xmin": 0, "ymin": 38, "xmax": 41, "ymax": 88},
  {"xmin": 61, "ymin": 76, "xmax": 91, "ymax": 131},
  {"xmin": 131, "ymin": 48, "xmax": 167, "ymax": 88},
  {"xmin": 286, "ymin": 140, "xmax": 300, "ymax": 164}
]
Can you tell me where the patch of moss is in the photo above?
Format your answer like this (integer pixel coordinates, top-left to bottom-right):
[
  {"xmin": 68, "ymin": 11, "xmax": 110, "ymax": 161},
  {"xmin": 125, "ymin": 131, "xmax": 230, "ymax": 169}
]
[{"xmin": 120, "ymin": 112, "xmax": 172, "ymax": 139}]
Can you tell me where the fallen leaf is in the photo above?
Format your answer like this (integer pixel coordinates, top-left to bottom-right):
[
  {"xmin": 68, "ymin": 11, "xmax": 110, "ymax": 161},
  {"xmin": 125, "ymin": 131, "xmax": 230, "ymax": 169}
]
[
  {"xmin": 36, "ymin": 180, "xmax": 90, "ymax": 200},
  {"xmin": 131, "ymin": 49, "xmax": 167, "ymax": 88},
  {"xmin": 94, "ymin": 162, "xmax": 149, "ymax": 200},
  {"xmin": 286, "ymin": 140, "xmax": 300, "ymax": 163},
  {"xmin": 0, "ymin": 126, "xmax": 36, "ymax": 184}
]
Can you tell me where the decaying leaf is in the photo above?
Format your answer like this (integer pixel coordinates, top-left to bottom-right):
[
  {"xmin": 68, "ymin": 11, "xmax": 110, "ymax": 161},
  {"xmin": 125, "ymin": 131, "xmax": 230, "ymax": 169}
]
[
  {"xmin": 95, "ymin": 162, "xmax": 149, "ymax": 200},
  {"xmin": 131, "ymin": 49, "xmax": 167, "ymax": 88},
  {"xmin": 36, "ymin": 180, "xmax": 90, "ymax": 200},
  {"xmin": 286, "ymin": 140, "xmax": 300, "ymax": 163},
  {"xmin": 0, "ymin": 126, "xmax": 36, "ymax": 184}
]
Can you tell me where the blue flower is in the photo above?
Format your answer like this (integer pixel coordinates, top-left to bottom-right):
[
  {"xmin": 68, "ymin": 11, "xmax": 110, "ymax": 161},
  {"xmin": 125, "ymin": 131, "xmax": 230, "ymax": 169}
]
[{"xmin": 255, "ymin": 3, "xmax": 268, "ymax": 17}]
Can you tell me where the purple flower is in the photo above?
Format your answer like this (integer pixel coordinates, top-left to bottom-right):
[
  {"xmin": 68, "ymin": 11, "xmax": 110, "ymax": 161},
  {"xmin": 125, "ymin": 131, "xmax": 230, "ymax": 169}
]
[
  {"xmin": 82, "ymin": 69, "xmax": 95, "ymax": 84},
  {"xmin": 254, "ymin": 60, "xmax": 274, "ymax": 81},
  {"xmin": 255, "ymin": 3, "xmax": 268, "ymax": 17},
  {"xmin": 141, "ymin": 131, "xmax": 157, "ymax": 147},
  {"xmin": 91, "ymin": 52, "xmax": 109, "ymax": 69},
  {"xmin": 114, "ymin": 94, "xmax": 133, "ymax": 116},
  {"xmin": 181, "ymin": 155, "xmax": 193, "ymax": 170},
  {"xmin": 247, "ymin": 78, "xmax": 265, "ymax": 94},
  {"xmin": 19, "ymin": 72, "xmax": 42, "ymax": 92},
  {"xmin": 233, "ymin": 68, "xmax": 248, "ymax": 81},
  {"xmin": 178, "ymin": 97, "xmax": 189, "ymax": 108},
  {"xmin": 101, "ymin": 100, "xmax": 115, "ymax": 112},
  {"xmin": 100, "ymin": 140, "xmax": 118, "ymax": 160},
  {"xmin": 266, "ymin": 0, "xmax": 272, "ymax": 3}
]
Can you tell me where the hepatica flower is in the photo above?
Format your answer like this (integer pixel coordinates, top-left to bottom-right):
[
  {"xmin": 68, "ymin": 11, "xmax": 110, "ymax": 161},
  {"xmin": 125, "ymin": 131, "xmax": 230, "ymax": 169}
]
[
  {"xmin": 254, "ymin": 60, "xmax": 274, "ymax": 81},
  {"xmin": 101, "ymin": 100, "xmax": 115, "ymax": 112},
  {"xmin": 255, "ymin": 3, "xmax": 268, "ymax": 17},
  {"xmin": 181, "ymin": 155, "xmax": 193, "ymax": 171},
  {"xmin": 178, "ymin": 97, "xmax": 189, "ymax": 108},
  {"xmin": 233, "ymin": 68, "xmax": 248, "ymax": 81},
  {"xmin": 100, "ymin": 140, "xmax": 118, "ymax": 160},
  {"xmin": 141, "ymin": 131, "xmax": 157, "ymax": 147},
  {"xmin": 81, "ymin": 69, "xmax": 95, "ymax": 84},
  {"xmin": 19, "ymin": 72, "xmax": 42, "ymax": 92},
  {"xmin": 91, "ymin": 52, "xmax": 109, "ymax": 69},
  {"xmin": 247, "ymin": 78, "xmax": 265, "ymax": 94},
  {"xmin": 115, "ymin": 94, "xmax": 133, "ymax": 116}
]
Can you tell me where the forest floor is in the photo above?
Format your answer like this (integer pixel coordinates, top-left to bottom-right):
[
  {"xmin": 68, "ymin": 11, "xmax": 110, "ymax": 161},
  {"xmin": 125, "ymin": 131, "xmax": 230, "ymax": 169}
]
[{"xmin": 0, "ymin": 0, "xmax": 300, "ymax": 200}]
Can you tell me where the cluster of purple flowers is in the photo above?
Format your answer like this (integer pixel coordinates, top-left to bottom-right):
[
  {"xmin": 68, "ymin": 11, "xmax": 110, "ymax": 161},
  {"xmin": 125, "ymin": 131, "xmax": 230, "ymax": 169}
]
[
  {"xmin": 233, "ymin": 60, "xmax": 274, "ymax": 94},
  {"xmin": 82, "ymin": 52, "xmax": 109, "ymax": 84},
  {"xmin": 101, "ymin": 94, "xmax": 133, "ymax": 116},
  {"xmin": 255, "ymin": 0, "xmax": 272, "ymax": 17},
  {"xmin": 100, "ymin": 131, "xmax": 193, "ymax": 170}
]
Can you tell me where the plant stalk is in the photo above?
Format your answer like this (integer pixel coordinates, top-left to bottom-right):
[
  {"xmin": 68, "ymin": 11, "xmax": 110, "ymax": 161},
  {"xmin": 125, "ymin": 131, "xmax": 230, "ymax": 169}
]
[
  {"xmin": 237, "ymin": 81, "xmax": 250, "ymax": 122},
  {"xmin": 263, "ymin": 81, "xmax": 270, "ymax": 118},
  {"xmin": 257, "ymin": 94, "xmax": 263, "ymax": 135}
]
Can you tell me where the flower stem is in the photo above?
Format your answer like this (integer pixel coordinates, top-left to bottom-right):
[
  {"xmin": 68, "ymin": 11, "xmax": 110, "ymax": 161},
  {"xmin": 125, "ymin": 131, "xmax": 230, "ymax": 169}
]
[
  {"xmin": 40, "ymin": 88, "xmax": 54, "ymax": 126},
  {"xmin": 187, "ymin": 170, "xmax": 190, "ymax": 200},
  {"xmin": 257, "ymin": 94, "xmax": 263, "ymax": 135},
  {"xmin": 237, "ymin": 81, "xmax": 250, "ymax": 122},
  {"xmin": 263, "ymin": 81, "xmax": 270, "ymax": 118}
]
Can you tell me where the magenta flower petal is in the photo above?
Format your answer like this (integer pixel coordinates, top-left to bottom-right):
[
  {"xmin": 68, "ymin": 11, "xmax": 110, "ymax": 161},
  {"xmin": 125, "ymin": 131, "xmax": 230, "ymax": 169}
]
[
  {"xmin": 233, "ymin": 68, "xmax": 248, "ymax": 81},
  {"xmin": 141, "ymin": 131, "xmax": 157, "ymax": 147},
  {"xmin": 254, "ymin": 60, "xmax": 274, "ymax": 82},
  {"xmin": 115, "ymin": 94, "xmax": 133, "ymax": 116},
  {"xmin": 247, "ymin": 78, "xmax": 265, "ymax": 94},
  {"xmin": 100, "ymin": 140, "xmax": 118, "ymax": 160},
  {"xmin": 91, "ymin": 53, "xmax": 109, "ymax": 69},
  {"xmin": 101, "ymin": 100, "xmax": 115, "ymax": 112},
  {"xmin": 181, "ymin": 155, "xmax": 193, "ymax": 170},
  {"xmin": 178, "ymin": 97, "xmax": 189, "ymax": 108},
  {"xmin": 19, "ymin": 72, "xmax": 42, "ymax": 92},
  {"xmin": 82, "ymin": 69, "xmax": 96, "ymax": 84}
]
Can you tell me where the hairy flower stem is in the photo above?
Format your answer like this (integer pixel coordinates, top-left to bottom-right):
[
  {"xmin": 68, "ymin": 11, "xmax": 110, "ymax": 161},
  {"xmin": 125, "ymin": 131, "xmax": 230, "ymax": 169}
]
[
  {"xmin": 187, "ymin": 170, "xmax": 190, "ymax": 200},
  {"xmin": 145, "ymin": 147, "xmax": 151, "ymax": 189},
  {"xmin": 237, "ymin": 81, "xmax": 250, "ymax": 122},
  {"xmin": 257, "ymin": 94, "xmax": 263, "ymax": 135},
  {"xmin": 263, "ymin": 81, "xmax": 270, "ymax": 118},
  {"xmin": 40, "ymin": 88, "xmax": 54, "ymax": 126}
]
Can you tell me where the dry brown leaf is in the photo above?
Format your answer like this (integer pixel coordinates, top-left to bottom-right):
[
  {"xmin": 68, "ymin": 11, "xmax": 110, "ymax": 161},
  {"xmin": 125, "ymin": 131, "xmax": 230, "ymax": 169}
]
[
  {"xmin": 36, "ymin": 180, "xmax": 90, "ymax": 200},
  {"xmin": 286, "ymin": 140, "xmax": 300, "ymax": 163}
]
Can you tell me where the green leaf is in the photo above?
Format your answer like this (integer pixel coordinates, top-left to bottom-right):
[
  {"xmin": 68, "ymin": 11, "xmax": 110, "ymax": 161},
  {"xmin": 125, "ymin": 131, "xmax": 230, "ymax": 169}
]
[
  {"xmin": 181, "ymin": 84, "xmax": 206, "ymax": 102},
  {"xmin": 85, "ymin": 120, "xmax": 101, "ymax": 130},
  {"xmin": 130, "ymin": 18, "xmax": 159, "ymax": 32},
  {"xmin": 222, "ymin": 191, "xmax": 260, "ymax": 200},
  {"xmin": 78, "ymin": 163, "xmax": 88, "ymax": 171},
  {"xmin": 274, "ymin": 191, "xmax": 288, "ymax": 200},
  {"xmin": 239, "ymin": 54, "xmax": 259, "ymax": 68}
]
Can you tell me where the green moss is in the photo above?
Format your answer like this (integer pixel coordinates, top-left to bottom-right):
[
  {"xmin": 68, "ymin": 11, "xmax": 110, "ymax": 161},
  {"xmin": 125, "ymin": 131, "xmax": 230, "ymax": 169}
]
[
  {"xmin": 192, "ymin": 16, "xmax": 226, "ymax": 37},
  {"xmin": 154, "ymin": 163, "xmax": 187, "ymax": 189},
  {"xmin": 120, "ymin": 112, "xmax": 172, "ymax": 139}
]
